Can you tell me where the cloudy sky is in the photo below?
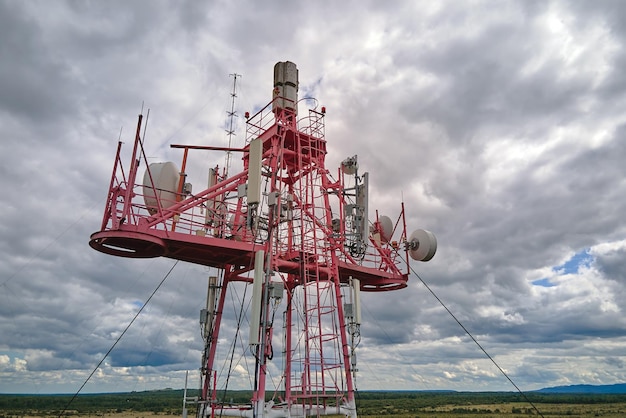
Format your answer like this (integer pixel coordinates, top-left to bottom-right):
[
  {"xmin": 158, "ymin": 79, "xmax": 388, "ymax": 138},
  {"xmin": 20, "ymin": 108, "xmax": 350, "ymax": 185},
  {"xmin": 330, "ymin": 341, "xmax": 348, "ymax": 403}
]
[{"xmin": 2, "ymin": 0, "xmax": 626, "ymax": 396}]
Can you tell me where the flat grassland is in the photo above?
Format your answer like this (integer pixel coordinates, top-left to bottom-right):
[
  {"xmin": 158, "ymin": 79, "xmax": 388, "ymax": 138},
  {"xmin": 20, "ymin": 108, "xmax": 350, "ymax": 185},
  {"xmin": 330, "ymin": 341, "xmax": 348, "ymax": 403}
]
[{"xmin": 2, "ymin": 390, "xmax": 626, "ymax": 417}]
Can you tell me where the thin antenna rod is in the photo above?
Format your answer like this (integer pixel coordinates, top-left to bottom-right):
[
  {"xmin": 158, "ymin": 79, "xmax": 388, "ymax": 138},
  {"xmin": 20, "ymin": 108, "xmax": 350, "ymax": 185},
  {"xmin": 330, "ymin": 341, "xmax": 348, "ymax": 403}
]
[{"xmin": 225, "ymin": 73, "xmax": 241, "ymax": 177}]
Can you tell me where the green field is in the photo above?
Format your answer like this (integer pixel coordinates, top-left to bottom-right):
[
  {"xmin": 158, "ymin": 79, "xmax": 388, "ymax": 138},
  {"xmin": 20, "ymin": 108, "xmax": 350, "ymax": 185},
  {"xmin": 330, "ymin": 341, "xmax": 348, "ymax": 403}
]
[{"xmin": 2, "ymin": 390, "xmax": 626, "ymax": 417}]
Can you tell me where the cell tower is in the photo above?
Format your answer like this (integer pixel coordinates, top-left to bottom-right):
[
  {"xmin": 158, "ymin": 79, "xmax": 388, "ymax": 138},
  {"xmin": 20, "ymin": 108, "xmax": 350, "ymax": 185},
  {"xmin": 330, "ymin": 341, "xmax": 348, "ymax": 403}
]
[{"xmin": 89, "ymin": 62, "xmax": 437, "ymax": 417}]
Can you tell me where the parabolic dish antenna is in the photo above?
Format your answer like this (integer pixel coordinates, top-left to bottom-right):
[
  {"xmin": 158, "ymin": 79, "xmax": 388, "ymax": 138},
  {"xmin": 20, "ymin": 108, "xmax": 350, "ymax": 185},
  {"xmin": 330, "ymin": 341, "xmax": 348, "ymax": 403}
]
[
  {"xmin": 408, "ymin": 229, "xmax": 437, "ymax": 262},
  {"xmin": 143, "ymin": 162, "xmax": 180, "ymax": 215},
  {"xmin": 379, "ymin": 215, "xmax": 394, "ymax": 243},
  {"xmin": 341, "ymin": 156, "xmax": 358, "ymax": 175}
]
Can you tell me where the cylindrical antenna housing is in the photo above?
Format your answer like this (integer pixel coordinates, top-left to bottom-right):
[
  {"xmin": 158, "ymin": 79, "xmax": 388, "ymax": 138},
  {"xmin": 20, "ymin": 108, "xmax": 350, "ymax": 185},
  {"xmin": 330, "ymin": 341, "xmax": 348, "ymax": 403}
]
[{"xmin": 273, "ymin": 61, "xmax": 299, "ymax": 115}]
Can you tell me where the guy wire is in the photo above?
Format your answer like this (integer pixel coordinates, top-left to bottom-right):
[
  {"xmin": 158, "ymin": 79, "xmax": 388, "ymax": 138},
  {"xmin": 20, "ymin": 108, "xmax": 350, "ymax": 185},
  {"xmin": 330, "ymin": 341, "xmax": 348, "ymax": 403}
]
[
  {"xmin": 58, "ymin": 260, "xmax": 180, "ymax": 418},
  {"xmin": 404, "ymin": 259, "xmax": 545, "ymax": 418}
]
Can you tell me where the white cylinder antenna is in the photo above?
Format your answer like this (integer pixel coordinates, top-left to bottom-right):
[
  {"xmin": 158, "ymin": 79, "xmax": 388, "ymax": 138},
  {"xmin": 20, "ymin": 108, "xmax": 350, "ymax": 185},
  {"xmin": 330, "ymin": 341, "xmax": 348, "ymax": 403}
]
[{"xmin": 273, "ymin": 61, "xmax": 299, "ymax": 114}]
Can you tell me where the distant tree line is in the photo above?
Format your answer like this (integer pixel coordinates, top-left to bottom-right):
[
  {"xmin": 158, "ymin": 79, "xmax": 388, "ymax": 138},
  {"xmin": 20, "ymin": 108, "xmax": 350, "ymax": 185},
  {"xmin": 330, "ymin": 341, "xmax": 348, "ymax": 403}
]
[
  {"xmin": 0, "ymin": 389, "xmax": 199, "ymax": 416},
  {"xmin": 2, "ymin": 390, "xmax": 626, "ymax": 416}
]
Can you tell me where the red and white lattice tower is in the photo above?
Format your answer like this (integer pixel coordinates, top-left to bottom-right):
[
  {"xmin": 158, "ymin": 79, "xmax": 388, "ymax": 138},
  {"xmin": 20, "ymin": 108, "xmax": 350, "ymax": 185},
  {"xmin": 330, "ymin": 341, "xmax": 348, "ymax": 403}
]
[{"xmin": 90, "ymin": 62, "xmax": 436, "ymax": 418}]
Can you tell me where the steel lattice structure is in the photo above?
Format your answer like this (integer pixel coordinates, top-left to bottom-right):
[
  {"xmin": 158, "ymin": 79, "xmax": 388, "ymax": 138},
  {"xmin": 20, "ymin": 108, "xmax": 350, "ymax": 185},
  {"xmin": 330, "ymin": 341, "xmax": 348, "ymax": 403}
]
[{"xmin": 90, "ymin": 62, "xmax": 435, "ymax": 418}]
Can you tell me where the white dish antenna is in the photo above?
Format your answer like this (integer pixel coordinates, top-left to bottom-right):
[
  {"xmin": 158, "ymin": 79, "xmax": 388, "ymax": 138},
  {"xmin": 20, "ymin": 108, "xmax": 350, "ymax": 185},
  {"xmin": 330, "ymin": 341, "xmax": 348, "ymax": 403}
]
[
  {"xmin": 143, "ymin": 162, "xmax": 180, "ymax": 215},
  {"xmin": 378, "ymin": 215, "xmax": 394, "ymax": 243},
  {"xmin": 408, "ymin": 229, "xmax": 437, "ymax": 262},
  {"xmin": 341, "ymin": 156, "xmax": 358, "ymax": 175},
  {"xmin": 228, "ymin": 212, "xmax": 255, "ymax": 241}
]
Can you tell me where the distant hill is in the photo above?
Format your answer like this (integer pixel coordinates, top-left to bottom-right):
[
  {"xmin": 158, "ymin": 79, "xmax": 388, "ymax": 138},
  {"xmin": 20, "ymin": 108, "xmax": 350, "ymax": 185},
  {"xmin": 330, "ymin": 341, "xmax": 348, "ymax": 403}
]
[{"xmin": 537, "ymin": 383, "xmax": 626, "ymax": 394}]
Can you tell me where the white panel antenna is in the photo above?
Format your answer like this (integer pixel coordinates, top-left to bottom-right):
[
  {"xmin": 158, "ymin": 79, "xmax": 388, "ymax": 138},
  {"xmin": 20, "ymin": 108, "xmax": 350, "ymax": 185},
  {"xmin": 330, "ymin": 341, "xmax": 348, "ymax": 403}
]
[
  {"xmin": 357, "ymin": 172, "xmax": 369, "ymax": 246},
  {"xmin": 249, "ymin": 250, "xmax": 265, "ymax": 345},
  {"xmin": 352, "ymin": 278, "xmax": 362, "ymax": 325},
  {"xmin": 247, "ymin": 138, "xmax": 263, "ymax": 205},
  {"xmin": 204, "ymin": 167, "xmax": 217, "ymax": 227}
]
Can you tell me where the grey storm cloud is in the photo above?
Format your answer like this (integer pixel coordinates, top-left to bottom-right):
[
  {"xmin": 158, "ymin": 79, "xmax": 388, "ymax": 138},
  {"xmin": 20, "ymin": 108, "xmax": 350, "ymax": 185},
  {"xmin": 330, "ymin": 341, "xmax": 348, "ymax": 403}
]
[{"xmin": 2, "ymin": 0, "xmax": 626, "ymax": 394}]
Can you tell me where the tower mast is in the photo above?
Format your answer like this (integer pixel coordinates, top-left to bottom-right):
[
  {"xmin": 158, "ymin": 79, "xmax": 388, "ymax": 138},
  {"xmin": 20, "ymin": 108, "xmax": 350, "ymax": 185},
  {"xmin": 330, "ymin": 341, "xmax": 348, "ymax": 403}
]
[
  {"xmin": 224, "ymin": 73, "xmax": 240, "ymax": 177},
  {"xmin": 89, "ymin": 61, "xmax": 437, "ymax": 418}
]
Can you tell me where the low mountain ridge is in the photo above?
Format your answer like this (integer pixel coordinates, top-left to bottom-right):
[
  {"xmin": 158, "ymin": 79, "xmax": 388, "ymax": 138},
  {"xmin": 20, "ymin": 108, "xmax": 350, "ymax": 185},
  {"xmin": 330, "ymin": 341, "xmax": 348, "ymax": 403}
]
[{"xmin": 537, "ymin": 383, "xmax": 626, "ymax": 394}]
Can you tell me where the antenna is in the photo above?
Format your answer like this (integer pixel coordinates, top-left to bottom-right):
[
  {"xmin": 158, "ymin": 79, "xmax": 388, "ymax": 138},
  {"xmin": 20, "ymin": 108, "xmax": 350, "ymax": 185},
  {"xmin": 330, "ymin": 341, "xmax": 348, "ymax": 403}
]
[
  {"xmin": 407, "ymin": 229, "xmax": 438, "ymax": 261},
  {"xmin": 89, "ymin": 61, "xmax": 438, "ymax": 418},
  {"xmin": 224, "ymin": 73, "xmax": 240, "ymax": 177},
  {"xmin": 378, "ymin": 215, "xmax": 394, "ymax": 243}
]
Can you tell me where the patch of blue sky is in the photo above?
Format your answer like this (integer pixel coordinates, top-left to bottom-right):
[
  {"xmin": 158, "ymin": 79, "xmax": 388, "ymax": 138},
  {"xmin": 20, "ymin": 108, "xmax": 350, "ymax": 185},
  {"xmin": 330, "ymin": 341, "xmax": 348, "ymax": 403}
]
[
  {"xmin": 532, "ymin": 249, "xmax": 594, "ymax": 287},
  {"xmin": 553, "ymin": 249, "xmax": 593, "ymax": 275},
  {"xmin": 531, "ymin": 278, "xmax": 557, "ymax": 287},
  {"xmin": 0, "ymin": 350, "xmax": 24, "ymax": 359},
  {"xmin": 301, "ymin": 77, "xmax": 323, "ymax": 105}
]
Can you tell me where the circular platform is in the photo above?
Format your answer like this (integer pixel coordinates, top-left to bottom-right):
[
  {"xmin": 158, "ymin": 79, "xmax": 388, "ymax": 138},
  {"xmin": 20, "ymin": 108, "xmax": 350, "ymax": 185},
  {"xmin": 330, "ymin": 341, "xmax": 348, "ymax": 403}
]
[{"xmin": 89, "ymin": 230, "xmax": 166, "ymax": 258}]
